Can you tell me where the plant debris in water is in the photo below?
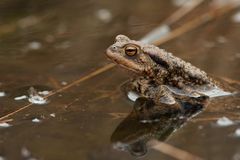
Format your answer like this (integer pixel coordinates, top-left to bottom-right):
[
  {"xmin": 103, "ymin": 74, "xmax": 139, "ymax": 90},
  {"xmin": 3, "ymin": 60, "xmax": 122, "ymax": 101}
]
[
  {"xmin": 234, "ymin": 128, "xmax": 240, "ymax": 137},
  {"xmin": 50, "ymin": 113, "xmax": 56, "ymax": 117},
  {"xmin": 13, "ymin": 87, "xmax": 50, "ymax": 104},
  {"xmin": 0, "ymin": 91, "xmax": 6, "ymax": 97},
  {"xmin": 28, "ymin": 87, "xmax": 48, "ymax": 105},
  {"xmin": 32, "ymin": 118, "xmax": 41, "ymax": 123},
  {"xmin": 216, "ymin": 117, "xmax": 234, "ymax": 127},
  {"xmin": 0, "ymin": 122, "xmax": 11, "ymax": 128},
  {"xmin": 14, "ymin": 95, "xmax": 28, "ymax": 100}
]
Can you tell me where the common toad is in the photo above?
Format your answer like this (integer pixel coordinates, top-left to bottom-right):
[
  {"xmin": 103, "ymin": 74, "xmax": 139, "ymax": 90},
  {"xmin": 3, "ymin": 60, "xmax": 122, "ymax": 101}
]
[{"xmin": 106, "ymin": 35, "xmax": 231, "ymax": 108}]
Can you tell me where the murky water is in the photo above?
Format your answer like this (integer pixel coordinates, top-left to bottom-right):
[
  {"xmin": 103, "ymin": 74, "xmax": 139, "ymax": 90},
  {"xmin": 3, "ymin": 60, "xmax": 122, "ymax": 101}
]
[{"xmin": 0, "ymin": 0, "xmax": 240, "ymax": 160}]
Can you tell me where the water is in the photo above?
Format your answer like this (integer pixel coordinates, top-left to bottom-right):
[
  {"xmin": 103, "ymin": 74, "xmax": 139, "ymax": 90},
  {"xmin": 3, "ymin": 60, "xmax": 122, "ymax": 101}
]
[{"xmin": 0, "ymin": 0, "xmax": 239, "ymax": 160}]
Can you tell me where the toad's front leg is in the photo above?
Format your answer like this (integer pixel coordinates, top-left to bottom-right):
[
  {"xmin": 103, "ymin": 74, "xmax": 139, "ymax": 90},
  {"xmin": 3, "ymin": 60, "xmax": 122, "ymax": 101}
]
[{"xmin": 121, "ymin": 77, "xmax": 181, "ymax": 111}]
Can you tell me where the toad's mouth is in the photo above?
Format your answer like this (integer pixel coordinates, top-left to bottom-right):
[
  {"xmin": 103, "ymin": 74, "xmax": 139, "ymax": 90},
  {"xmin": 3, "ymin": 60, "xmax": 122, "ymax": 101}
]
[{"xmin": 106, "ymin": 49, "xmax": 144, "ymax": 74}]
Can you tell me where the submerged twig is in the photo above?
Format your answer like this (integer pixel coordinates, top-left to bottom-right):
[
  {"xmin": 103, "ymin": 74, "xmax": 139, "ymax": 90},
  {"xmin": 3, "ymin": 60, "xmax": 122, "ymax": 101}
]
[
  {"xmin": 0, "ymin": 1, "xmax": 239, "ymax": 122},
  {"xmin": 148, "ymin": 140, "xmax": 203, "ymax": 160},
  {"xmin": 194, "ymin": 115, "xmax": 240, "ymax": 122}
]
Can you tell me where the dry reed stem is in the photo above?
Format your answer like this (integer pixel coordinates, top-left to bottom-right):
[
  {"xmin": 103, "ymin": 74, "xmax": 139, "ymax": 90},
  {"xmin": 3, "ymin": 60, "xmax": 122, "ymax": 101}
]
[{"xmin": 153, "ymin": 2, "xmax": 240, "ymax": 46}]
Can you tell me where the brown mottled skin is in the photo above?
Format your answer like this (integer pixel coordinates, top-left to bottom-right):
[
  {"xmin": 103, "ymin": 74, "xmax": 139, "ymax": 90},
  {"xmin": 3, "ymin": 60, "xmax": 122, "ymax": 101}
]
[{"xmin": 106, "ymin": 35, "xmax": 215, "ymax": 106}]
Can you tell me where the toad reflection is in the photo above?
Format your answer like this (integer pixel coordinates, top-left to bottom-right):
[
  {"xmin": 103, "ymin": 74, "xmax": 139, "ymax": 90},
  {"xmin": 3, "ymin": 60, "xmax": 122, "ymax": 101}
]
[{"xmin": 110, "ymin": 96, "xmax": 207, "ymax": 157}]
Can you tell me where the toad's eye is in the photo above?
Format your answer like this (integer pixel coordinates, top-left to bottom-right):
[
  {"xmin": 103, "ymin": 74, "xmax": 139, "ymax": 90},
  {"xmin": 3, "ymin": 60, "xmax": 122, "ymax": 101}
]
[{"xmin": 125, "ymin": 45, "xmax": 138, "ymax": 56}]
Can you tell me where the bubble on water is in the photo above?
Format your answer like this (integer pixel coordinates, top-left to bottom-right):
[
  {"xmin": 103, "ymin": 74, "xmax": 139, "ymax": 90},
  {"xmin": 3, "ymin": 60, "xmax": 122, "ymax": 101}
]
[
  {"xmin": 234, "ymin": 128, "xmax": 240, "ymax": 137},
  {"xmin": 21, "ymin": 147, "xmax": 31, "ymax": 157},
  {"xmin": 0, "ymin": 91, "xmax": 6, "ymax": 97},
  {"xmin": 127, "ymin": 91, "xmax": 139, "ymax": 102},
  {"xmin": 50, "ymin": 113, "xmax": 56, "ymax": 117},
  {"xmin": 0, "ymin": 122, "xmax": 11, "ymax": 128},
  {"xmin": 61, "ymin": 81, "xmax": 68, "ymax": 85},
  {"xmin": 0, "ymin": 156, "xmax": 5, "ymax": 160},
  {"xmin": 96, "ymin": 9, "xmax": 112, "ymax": 23},
  {"xmin": 32, "ymin": 118, "xmax": 41, "ymax": 123},
  {"xmin": 216, "ymin": 117, "xmax": 234, "ymax": 127},
  {"xmin": 38, "ymin": 90, "xmax": 50, "ymax": 96},
  {"xmin": 14, "ymin": 95, "xmax": 27, "ymax": 101},
  {"xmin": 28, "ymin": 41, "xmax": 42, "ymax": 50},
  {"xmin": 232, "ymin": 10, "xmax": 240, "ymax": 23}
]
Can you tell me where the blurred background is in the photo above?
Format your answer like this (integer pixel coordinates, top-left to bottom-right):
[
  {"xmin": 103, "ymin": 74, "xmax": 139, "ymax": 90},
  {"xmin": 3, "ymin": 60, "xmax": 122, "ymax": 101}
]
[{"xmin": 0, "ymin": 0, "xmax": 239, "ymax": 160}]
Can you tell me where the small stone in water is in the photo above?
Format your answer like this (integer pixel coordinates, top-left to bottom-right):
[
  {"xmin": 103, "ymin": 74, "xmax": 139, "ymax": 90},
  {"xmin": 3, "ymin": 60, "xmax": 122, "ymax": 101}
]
[
  {"xmin": 38, "ymin": 90, "xmax": 50, "ymax": 95},
  {"xmin": 14, "ymin": 95, "xmax": 27, "ymax": 100},
  {"xmin": 0, "ymin": 91, "xmax": 6, "ymax": 97},
  {"xmin": 0, "ymin": 122, "xmax": 11, "ymax": 128},
  {"xmin": 32, "ymin": 118, "xmax": 41, "ymax": 123},
  {"xmin": 50, "ymin": 113, "xmax": 56, "ymax": 117},
  {"xmin": 28, "ymin": 41, "xmax": 42, "ymax": 50},
  {"xmin": 234, "ymin": 128, "xmax": 240, "ymax": 137},
  {"xmin": 216, "ymin": 117, "xmax": 234, "ymax": 126}
]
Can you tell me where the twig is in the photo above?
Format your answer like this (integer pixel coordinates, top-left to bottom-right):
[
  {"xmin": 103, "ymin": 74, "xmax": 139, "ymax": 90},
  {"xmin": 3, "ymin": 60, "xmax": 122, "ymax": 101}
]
[
  {"xmin": 108, "ymin": 112, "xmax": 128, "ymax": 119},
  {"xmin": 0, "ymin": 103, "xmax": 33, "ymax": 121},
  {"xmin": 148, "ymin": 139, "xmax": 203, "ymax": 160},
  {"xmin": 141, "ymin": 0, "xmax": 204, "ymax": 43},
  {"xmin": 164, "ymin": 0, "xmax": 204, "ymax": 25},
  {"xmin": 152, "ymin": 1, "xmax": 240, "ymax": 46},
  {"xmin": 0, "ymin": 64, "xmax": 115, "ymax": 121},
  {"xmin": 64, "ymin": 98, "xmax": 80, "ymax": 109}
]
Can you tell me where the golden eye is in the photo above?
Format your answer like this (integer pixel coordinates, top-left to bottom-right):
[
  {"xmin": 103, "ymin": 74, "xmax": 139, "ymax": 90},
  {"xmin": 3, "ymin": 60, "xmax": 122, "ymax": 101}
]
[{"xmin": 125, "ymin": 45, "xmax": 138, "ymax": 56}]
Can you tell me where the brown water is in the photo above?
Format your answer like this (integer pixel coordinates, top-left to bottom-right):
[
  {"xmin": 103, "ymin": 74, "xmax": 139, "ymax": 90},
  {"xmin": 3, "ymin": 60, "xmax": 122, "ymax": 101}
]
[{"xmin": 0, "ymin": 0, "xmax": 240, "ymax": 160}]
